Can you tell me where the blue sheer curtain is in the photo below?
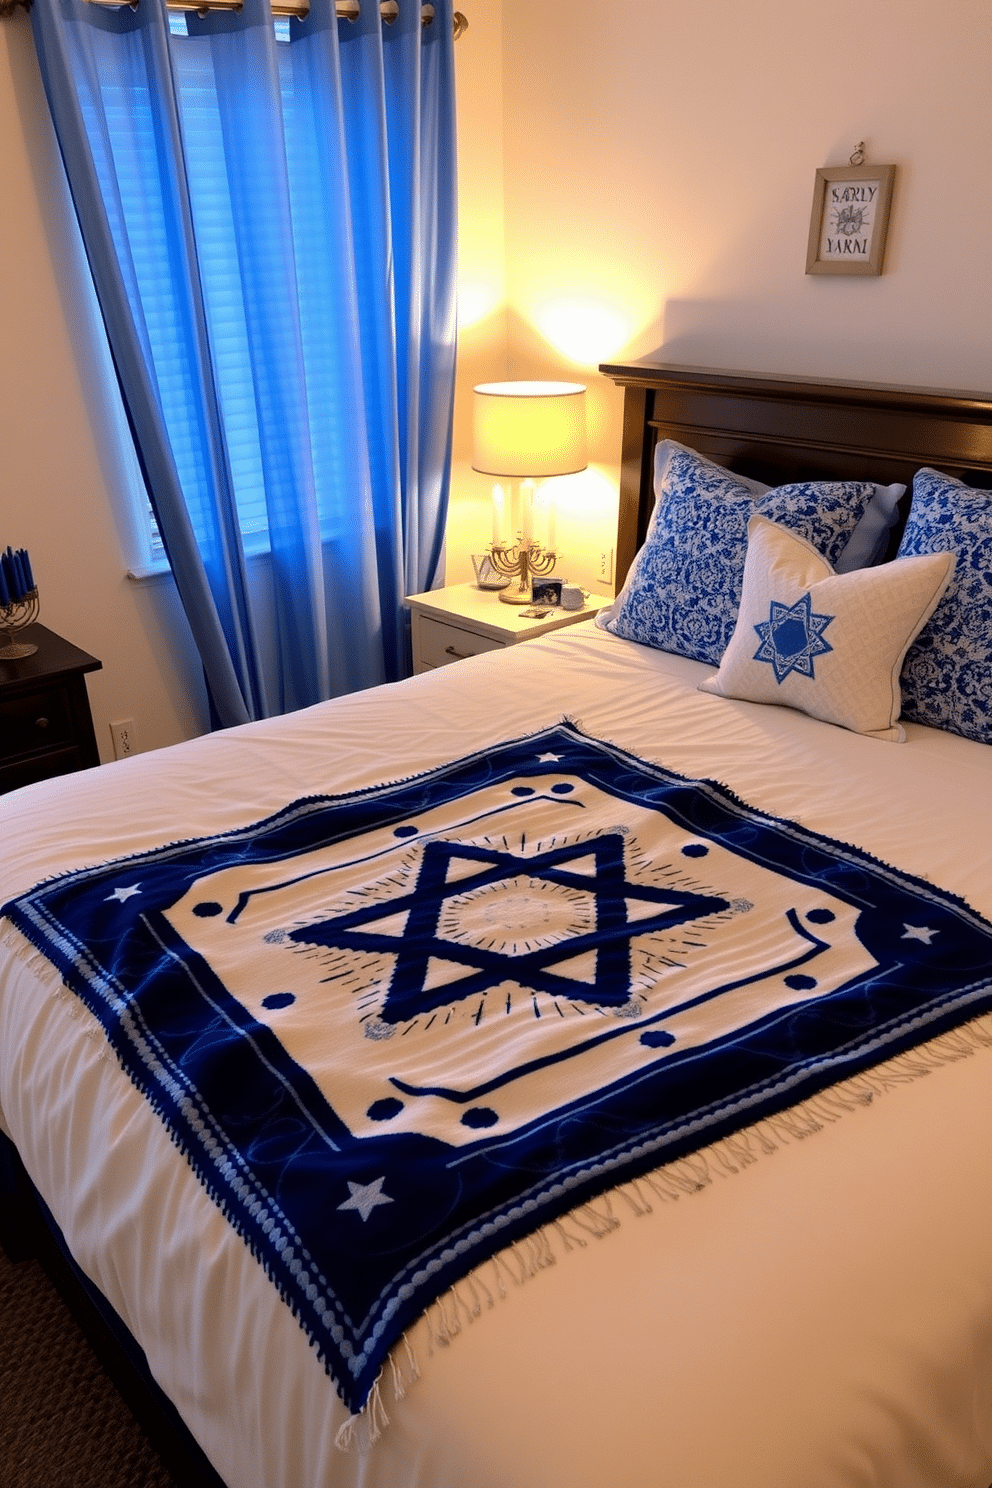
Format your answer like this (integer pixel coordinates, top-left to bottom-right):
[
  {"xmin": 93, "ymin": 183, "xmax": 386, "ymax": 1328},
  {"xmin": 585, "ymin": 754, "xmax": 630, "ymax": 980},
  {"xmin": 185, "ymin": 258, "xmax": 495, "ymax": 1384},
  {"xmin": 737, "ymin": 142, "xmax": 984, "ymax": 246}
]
[{"xmin": 30, "ymin": 0, "xmax": 457, "ymax": 726}]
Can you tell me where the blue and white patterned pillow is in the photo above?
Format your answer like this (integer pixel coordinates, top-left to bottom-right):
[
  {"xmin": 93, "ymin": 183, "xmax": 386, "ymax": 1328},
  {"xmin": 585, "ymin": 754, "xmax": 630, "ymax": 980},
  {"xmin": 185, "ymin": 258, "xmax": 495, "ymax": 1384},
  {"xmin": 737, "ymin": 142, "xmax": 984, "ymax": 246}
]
[
  {"xmin": 650, "ymin": 439, "xmax": 903, "ymax": 572},
  {"xmin": 897, "ymin": 468, "xmax": 992, "ymax": 744},
  {"xmin": 597, "ymin": 445, "xmax": 875, "ymax": 665}
]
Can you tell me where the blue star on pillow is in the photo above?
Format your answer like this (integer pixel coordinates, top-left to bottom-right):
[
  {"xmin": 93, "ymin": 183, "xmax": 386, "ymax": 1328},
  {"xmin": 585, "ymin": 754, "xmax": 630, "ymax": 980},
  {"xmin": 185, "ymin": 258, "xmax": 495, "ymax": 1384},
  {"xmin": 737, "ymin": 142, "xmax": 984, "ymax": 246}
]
[{"xmin": 753, "ymin": 593, "xmax": 834, "ymax": 683}]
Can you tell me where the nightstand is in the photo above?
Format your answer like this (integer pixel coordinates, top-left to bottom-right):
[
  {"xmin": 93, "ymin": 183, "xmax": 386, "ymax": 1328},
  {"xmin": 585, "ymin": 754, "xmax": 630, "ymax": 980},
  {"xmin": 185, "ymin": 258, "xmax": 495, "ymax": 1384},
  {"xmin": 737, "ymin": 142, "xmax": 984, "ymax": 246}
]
[
  {"xmin": 405, "ymin": 583, "xmax": 612, "ymax": 674},
  {"xmin": 0, "ymin": 624, "xmax": 103, "ymax": 794}
]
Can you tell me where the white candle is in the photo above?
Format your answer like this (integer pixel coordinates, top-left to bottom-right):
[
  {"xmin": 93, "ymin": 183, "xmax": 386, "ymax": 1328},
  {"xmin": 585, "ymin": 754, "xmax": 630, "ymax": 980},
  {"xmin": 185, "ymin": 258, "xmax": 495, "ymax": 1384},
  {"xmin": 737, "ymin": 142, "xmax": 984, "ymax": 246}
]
[
  {"xmin": 521, "ymin": 480, "xmax": 534, "ymax": 546},
  {"xmin": 547, "ymin": 494, "xmax": 557, "ymax": 553},
  {"xmin": 491, "ymin": 484, "xmax": 505, "ymax": 545}
]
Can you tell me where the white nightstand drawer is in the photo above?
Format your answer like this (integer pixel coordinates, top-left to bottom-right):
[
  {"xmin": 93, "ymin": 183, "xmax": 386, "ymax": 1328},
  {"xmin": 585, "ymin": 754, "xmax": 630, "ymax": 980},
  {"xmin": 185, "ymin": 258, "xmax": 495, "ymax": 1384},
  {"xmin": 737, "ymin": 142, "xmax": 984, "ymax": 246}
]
[
  {"xmin": 416, "ymin": 615, "xmax": 506, "ymax": 670},
  {"xmin": 406, "ymin": 584, "xmax": 613, "ymax": 674}
]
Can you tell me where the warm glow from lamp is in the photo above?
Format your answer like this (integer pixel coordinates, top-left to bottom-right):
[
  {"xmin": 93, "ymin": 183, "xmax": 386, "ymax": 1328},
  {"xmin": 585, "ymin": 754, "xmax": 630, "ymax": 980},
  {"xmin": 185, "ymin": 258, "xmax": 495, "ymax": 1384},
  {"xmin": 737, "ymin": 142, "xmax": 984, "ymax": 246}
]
[
  {"xmin": 472, "ymin": 381, "xmax": 587, "ymax": 603},
  {"xmin": 457, "ymin": 280, "xmax": 502, "ymax": 331},
  {"xmin": 534, "ymin": 301, "xmax": 633, "ymax": 366}
]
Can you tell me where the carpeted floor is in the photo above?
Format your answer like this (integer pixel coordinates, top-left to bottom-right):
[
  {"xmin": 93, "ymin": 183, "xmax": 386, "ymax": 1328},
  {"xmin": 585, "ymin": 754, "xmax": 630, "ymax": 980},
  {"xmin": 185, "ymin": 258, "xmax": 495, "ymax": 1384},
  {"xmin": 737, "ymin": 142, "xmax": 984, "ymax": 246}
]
[{"xmin": 0, "ymin": 1238, "xmax": 179, "ymax": 1488}]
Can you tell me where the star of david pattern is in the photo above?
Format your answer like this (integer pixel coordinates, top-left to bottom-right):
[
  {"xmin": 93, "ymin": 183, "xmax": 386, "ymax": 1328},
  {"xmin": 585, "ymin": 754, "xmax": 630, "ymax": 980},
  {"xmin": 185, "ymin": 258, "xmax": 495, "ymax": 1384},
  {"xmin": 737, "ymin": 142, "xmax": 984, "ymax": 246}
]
[
  {"xmin": 753, "ymin": 592, "xmax": 835, "ymax": 683},
  {"xmin": 8, "ymin": 723, "xmax": 992, "ymax": 1417},
  {"xmin": 288, "ymin": 835, "xmax": 730, "ymax": 1023}
]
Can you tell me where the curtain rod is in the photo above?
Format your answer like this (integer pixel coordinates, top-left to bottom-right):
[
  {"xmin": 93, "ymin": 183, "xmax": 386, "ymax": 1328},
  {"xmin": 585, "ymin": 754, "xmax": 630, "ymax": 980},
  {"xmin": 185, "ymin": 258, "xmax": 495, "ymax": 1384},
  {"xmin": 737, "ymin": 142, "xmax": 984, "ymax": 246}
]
[{"xmin": 67, "ymin": 0, "xmax": 467, "ymax": 33}]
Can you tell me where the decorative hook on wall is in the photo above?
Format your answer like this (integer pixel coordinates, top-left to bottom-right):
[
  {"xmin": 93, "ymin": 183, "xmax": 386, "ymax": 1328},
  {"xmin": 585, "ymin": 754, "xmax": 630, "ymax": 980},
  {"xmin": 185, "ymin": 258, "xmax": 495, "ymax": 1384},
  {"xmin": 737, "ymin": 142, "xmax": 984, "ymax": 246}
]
[{"xmin": 849, "ymin": 141, "xmax": 866, "ymax": 167}]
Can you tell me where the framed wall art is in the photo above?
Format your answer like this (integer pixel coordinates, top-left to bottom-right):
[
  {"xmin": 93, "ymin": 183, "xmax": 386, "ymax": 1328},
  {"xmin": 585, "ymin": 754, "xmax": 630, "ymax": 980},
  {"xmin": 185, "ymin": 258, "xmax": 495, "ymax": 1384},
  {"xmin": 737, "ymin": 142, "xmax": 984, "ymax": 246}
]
[{"xmin": 806, "ymin": 156, "xmax": 895, "ymax": 277}]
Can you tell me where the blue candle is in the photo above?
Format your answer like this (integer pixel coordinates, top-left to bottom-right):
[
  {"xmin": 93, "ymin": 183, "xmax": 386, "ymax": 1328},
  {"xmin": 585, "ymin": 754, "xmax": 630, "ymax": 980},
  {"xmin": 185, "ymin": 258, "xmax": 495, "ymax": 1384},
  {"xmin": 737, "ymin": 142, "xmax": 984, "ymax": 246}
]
[
  {"xmin": 20, "ymin": 548, "xmax": 35, "ymax": 591},
  {"xmin": 11, "ymin": 550, "xmax": 26, "ymax": 599},
  {"xmin": 1, "ymin": 552, "xmax": 17, "ymax": 604},
  {"xmin": 7, "ymin": 550, "xmax": 24, "ymax": 602}
]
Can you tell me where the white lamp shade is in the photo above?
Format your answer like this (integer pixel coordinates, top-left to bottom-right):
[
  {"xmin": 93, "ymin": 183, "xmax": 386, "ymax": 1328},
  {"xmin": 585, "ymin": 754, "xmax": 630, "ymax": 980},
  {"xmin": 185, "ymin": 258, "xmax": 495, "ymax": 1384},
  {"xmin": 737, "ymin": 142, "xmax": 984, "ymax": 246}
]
[{"xmin": 472, "ymin": 381, "xmax": 588, "ymax": 478}]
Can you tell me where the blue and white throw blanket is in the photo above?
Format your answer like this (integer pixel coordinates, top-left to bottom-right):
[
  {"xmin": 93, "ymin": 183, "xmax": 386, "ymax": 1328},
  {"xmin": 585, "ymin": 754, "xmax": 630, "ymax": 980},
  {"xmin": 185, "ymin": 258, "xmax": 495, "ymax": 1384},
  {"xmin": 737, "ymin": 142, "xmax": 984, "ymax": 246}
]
[{"xmin": 6, "ymin": 724, "xmax": 992, "ymax": 1413}]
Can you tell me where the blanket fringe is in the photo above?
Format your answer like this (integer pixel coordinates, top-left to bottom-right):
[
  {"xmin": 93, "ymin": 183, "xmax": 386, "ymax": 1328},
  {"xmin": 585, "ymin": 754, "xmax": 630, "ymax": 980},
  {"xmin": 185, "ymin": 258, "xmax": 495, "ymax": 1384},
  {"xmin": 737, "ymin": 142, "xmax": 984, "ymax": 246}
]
[
  {"xmin": 0, "ymin": 920, "xmax": 116, "ymax": 1064},
  {"xmin": 1, "ymin": 917, "xmax": 68, "ymax": 982},
  {"xmin": 334, "ymin": 1004, "xmax": 992, "ymax": 1452}
]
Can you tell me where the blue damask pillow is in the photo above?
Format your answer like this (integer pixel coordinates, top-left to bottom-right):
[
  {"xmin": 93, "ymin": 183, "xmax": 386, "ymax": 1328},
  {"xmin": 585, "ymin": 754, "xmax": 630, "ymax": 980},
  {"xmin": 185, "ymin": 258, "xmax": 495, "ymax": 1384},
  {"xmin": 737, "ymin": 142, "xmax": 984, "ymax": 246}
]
[
  {"xmin": 597, "ymin": 445, "xmax": 875, "ymax": 665},
  {"xmin": 897, "ymin": 468, "xmax": 992, "ymax": 743}
]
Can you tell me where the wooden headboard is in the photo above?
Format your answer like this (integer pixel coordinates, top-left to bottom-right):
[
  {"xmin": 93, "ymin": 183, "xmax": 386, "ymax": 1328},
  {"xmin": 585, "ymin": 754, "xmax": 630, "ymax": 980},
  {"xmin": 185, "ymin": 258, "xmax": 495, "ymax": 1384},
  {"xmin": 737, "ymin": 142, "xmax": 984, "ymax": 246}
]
[{"xmin": 598, "ymin": 361, "xmax": 992, "ymax": 588}]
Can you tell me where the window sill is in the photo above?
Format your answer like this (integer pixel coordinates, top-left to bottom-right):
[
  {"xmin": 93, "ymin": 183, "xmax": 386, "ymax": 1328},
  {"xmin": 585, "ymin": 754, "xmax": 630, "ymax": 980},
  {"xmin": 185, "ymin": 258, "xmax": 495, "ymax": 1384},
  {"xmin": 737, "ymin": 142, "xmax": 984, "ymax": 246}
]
[
  {"xmin": 126, "ymin": 563, "xmax": 173, "ymax": 582},
  {"xmin": 127, "ymin": 544, "xmax": 275, "ymax": 582}
]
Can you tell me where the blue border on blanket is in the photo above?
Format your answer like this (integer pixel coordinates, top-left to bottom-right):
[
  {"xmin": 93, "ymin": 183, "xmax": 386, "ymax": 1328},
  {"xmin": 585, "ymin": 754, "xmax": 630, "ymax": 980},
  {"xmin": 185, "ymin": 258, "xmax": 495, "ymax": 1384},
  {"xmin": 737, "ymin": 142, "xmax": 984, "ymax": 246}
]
[{"xmin": 5, "ymin": 723, "xmax": 992, "ymax": 1414}]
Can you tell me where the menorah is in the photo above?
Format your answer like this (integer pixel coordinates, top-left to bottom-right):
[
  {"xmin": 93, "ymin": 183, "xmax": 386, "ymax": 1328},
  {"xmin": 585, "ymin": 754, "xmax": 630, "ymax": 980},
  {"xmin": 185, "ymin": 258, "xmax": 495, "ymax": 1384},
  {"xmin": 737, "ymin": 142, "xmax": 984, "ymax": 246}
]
[
  {"xmin": 0, "ymin": 588, "xmax": 40, "ymax": 660},
  {"xmin": 487, "ymin": 532, "xmax": 558, "ymax": 605},
  {"xmin": 0, "ymin": 545, "xmax": 39, "ymax": 659}
]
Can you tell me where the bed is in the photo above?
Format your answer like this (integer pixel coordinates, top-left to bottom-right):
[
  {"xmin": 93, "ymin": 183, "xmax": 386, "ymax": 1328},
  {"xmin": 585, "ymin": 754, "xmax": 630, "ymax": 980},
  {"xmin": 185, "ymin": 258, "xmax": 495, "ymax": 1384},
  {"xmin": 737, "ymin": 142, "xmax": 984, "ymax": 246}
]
[{"xmin": 3, "ymin": 361, "xmax": 992, "ymax": 1488}]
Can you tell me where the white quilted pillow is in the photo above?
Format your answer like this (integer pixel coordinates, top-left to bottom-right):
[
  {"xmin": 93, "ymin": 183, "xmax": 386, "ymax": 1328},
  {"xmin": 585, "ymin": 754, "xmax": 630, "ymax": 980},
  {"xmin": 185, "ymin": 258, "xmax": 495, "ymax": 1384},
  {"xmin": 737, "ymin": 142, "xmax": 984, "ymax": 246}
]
[{"xmin": 698, "ymin": 515, "xmax": 955, "ymax": 741}]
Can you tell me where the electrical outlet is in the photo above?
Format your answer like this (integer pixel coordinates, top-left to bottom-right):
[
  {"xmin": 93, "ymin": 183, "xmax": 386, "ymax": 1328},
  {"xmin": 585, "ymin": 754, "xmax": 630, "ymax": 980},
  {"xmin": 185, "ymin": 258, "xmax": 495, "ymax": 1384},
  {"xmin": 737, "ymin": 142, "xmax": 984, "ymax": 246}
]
[
  {"xmin": 110, "ymin": 718, "xmax": 137, "ymax": 760},
  {"xmin": 599, "ymin": 547, "xmax": 614, "ymax": 584}
]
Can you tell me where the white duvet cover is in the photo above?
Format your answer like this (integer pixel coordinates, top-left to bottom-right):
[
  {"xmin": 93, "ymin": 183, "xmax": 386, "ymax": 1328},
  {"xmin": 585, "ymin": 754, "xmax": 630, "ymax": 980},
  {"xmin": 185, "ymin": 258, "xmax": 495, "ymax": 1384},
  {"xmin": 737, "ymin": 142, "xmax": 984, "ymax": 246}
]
[{"xmin": 2, "ymin": 622, "xmax": 992, "ymax": 1488}]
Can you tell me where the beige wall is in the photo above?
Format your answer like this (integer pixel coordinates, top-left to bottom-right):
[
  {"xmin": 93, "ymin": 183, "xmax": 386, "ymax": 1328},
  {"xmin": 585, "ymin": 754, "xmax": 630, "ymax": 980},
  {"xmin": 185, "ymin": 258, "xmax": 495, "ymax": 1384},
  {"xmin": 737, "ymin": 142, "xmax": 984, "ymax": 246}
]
[
  {"xmin": 447, "ymin": 0, "xmax": 992, "ymax": 591},
  {"xmin": 2, "ymin": 2, "xmax": 990, "ymax": 754},
  {"xmin": 445, "ymin": 0, "xmax": 508, "ymax": 582}
]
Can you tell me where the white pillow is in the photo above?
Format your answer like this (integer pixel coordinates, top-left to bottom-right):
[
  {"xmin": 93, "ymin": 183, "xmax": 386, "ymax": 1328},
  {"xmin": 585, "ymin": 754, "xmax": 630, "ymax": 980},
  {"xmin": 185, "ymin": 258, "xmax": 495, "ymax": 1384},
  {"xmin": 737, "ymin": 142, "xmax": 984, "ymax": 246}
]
[
  {"xmin": 834, "ymin": 481, "xmax": 906, "ymax": 572},
  {"xmin": 698, "ymin": 515, "xmax": 955, "ymax": 741}
]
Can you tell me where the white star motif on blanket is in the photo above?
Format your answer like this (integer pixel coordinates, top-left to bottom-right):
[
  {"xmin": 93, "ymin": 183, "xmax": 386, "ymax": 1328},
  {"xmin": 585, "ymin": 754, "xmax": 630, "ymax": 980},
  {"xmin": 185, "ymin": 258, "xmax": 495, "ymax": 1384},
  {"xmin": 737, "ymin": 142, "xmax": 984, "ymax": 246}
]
[
  {"xmin": 337, "ymin": 1177, "xmax": 393, "ymax": 1222},
  {"xmin": 537, "ymin": 752, "xmax": 562, "ymax": 762},
  {"xmin": 753, "ymin": 593, "xmax": 834, "ymax": 683},
  {"xmin": 901, "ymin": 924, "xmax": 938, "ymax": 944},
  {"xmin": 106, "ymin": 884, "xmax": 142, "ymax": 903}
]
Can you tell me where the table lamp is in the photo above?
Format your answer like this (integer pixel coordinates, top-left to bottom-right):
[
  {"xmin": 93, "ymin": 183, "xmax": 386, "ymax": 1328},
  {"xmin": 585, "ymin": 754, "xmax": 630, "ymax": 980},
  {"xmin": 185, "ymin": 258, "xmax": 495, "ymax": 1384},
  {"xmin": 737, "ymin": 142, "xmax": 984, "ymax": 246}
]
[{"xmin": 472, "ymin": 381, "xmax": 587, "ymax": 604}]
